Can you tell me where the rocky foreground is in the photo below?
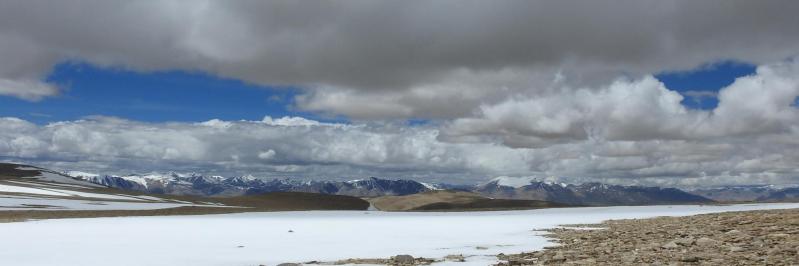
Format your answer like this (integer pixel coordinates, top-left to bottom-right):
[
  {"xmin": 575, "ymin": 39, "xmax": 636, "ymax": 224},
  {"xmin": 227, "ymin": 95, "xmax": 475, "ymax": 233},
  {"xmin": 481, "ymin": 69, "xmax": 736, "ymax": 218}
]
[{"xmin": 497, "ymin": 208, "xmax": 799, "ymax": 265}]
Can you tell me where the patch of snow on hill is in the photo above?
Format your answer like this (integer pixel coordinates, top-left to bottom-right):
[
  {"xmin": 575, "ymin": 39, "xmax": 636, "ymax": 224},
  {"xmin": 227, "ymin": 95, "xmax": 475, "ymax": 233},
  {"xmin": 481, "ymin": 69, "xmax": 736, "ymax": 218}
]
[
  {"xmin": 18, "ymin": 168, "xmax": 104, "ymax": 187},
  {"xmin": 488, "ymin": 176, "xmax": 537, "ymax": 188},
  {"xmin": 0, "ymin": 183, "xmax": 149, "ymax": 201},
  {"xmin": 419, "ymin": 182, "xmax": 440, "ymax": 190},
  {"xmin": 64, "ymin": 171, "xmax": 98, "ymax": 178},
  {"xmin": 0, "ymin": 196, "xmax": 204, "ymax": 211},
  {"xmin": 0, "ymin": 184, "xmax": 69, "ymax": 197}
]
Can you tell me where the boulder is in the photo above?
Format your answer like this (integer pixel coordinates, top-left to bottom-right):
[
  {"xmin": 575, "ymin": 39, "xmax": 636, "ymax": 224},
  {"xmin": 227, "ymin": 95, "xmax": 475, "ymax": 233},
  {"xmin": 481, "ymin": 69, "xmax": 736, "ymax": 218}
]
[
  {"xmin": 392, "ymin": 254, "xmax": 415, "ymax": 265},
  {"xmin": 696, "ymin": 237, "xmax": 719, "ymax": 246},
  {"xmin": 661, "ymin": 241, "xmax": 679, "ymax": 249}
]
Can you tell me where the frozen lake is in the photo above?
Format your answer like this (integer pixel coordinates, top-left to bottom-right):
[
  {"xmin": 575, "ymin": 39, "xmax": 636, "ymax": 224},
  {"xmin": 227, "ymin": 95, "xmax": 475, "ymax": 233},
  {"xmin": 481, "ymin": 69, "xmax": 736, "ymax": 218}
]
[{"xmin": 2, "ymin": 203, "xmax": 799, "ymax": 266}]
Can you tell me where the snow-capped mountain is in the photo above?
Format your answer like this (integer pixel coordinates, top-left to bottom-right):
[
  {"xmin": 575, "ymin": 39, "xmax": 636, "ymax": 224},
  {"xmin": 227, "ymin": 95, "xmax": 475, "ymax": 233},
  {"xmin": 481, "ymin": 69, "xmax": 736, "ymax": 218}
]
[
  {"xmin": 67, "ymin": 170, "xmax": 717, "ymax": 205},
  {"xmin": 475, "ymin": 178, "xmax": 713, "ymax": 206},
  {"xmin": 67, "ymin": 171, "xmax": 433, "ymax": 197}
]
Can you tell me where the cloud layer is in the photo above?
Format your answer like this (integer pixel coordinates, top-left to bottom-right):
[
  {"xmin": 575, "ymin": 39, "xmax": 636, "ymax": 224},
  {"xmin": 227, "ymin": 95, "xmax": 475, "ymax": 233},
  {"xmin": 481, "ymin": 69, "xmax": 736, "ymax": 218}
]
[
  {"xmin": 0, "ymin": 1, "xmax": 798, "ymax": 187},
  {"xmin": 0, "ymin": 116, "xmax": 532, "ymax": 184},
  {"xmin": 442, "ymin": 61, "xmax": 799, "ymax": 147},
  {"xmin": 1, "ymin": 1, "xmax": 798, "ymax": 117},
  {"xmin": 3, "ymin": 60, "xmax": 799, "ymax": 189}
]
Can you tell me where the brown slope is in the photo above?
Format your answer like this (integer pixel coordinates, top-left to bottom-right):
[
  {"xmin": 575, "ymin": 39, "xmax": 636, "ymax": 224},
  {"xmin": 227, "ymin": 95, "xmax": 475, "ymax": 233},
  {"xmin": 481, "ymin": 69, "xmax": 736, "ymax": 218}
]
[{"xmin": 370, "ymin": 190, "xmax": 568, "ymax": 211}]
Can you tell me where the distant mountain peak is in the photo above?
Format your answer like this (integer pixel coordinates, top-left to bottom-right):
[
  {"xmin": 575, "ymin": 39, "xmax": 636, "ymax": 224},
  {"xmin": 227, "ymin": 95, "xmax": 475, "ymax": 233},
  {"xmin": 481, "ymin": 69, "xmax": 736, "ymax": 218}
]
[{"xmin": 484, "ymin": 176, "xmax": 567, "ymax": 188}]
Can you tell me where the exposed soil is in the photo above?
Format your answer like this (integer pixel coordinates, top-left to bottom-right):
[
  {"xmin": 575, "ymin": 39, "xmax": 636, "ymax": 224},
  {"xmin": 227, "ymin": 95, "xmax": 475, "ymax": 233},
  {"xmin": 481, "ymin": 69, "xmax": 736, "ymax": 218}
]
[
  {"xmin": 0, "ymin": 206, "xmax": 245, "ymax": 222},
  {"xmin": 213, "ymin": 192, "xmax": 371, "ymax": 211},
  {"xmin": 0, "ymin": 163, "xmax": 43, "ymax": 179},
  {"xmin": 370, "ymin": 190, "xmax": 566, "ymax": 211},
  {"xmin": 496, "ymin": 208, "xmax": 799, "ymax": 265}
]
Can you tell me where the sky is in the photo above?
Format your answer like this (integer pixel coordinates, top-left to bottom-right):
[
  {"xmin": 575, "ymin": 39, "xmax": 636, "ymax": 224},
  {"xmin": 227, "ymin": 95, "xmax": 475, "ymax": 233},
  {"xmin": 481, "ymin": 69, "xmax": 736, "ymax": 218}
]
[{"xmin": 1, "ymin": 1, "xmax": 799, "ymax": 187}]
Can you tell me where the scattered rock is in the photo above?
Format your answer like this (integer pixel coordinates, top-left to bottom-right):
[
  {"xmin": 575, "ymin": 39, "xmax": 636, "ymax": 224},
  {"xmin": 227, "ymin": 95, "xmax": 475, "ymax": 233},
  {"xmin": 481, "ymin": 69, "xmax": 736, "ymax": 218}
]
[
  {"xmin": 276, "ymin": 263, "xmax": 300, "ymax": 266},
  {"xmin": 545, "ymin": 253, "xmax": 566, "ymax": 263},
  {"xmin": 495, "ymin": 208, "xmax": 799, "ymax": 266},
  {"xmin": 392, "ymin": 254, "xmax": 415, "ymax": 265},
  {"xmin": 661, "ymin": 241, "xmax": 679, "ymax": 249},
  {"xmin": 680, "ymin": 256, "xmax": 701, "ymax": 262},
  {"xmin": 444, "ymin": 254, "xmax": 465, "ymax": 262},
  {"xmin": 674, "ymin": 237, "xmax": 695, "ymax": 246},
  {"xmin": 768, "ymin": 233, "xmax": 789, "ymax": 239},
  {"xmin": 695, "ymin": 237, "xmax": 718, "ymax": 246},
  {"xmin": 729, "ymin": 246, "xmax": 746, "ymax": 252}
]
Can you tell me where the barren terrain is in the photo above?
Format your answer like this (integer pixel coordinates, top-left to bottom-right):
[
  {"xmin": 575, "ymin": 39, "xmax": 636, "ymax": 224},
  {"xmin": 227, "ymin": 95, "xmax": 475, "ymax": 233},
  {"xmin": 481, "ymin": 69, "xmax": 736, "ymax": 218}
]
[{"xmin": 498, "ymin": 208, "xmax": 799, "ymax": 265}]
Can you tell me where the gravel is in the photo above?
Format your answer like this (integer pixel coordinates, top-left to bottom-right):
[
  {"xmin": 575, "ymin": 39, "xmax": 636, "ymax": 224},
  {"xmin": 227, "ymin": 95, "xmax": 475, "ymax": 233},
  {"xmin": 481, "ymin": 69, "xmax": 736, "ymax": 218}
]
[{"xmin": 496, "ymin": 208, "xmax": 799, "ymax": 265}]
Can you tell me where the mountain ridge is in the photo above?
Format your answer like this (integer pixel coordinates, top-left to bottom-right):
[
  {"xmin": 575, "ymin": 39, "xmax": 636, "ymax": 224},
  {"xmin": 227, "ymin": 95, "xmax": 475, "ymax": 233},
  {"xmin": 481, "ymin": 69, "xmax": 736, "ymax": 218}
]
[{"xmin": 65, "ymin": 170, "xmax": 721, "ymax": 206}]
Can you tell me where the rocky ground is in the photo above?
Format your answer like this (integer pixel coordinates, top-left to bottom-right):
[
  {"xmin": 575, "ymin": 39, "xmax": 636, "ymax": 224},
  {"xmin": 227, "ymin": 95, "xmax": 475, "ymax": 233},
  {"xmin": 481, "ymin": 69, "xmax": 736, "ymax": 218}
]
[{"xmin": 497, "ymin": 208, "xmax": 799, "ymax": 265}]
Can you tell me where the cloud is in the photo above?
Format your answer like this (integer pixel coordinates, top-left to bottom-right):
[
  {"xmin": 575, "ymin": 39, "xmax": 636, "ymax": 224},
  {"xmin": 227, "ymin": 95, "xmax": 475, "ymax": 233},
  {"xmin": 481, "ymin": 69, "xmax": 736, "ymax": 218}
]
[
  {"xmin": 258, "ymin": 149, "xmax": 276, "ymax": 160},
  {"xmin": 441, "ymin": 60, "xmax": 799, "ymax": 147},
  {"xmin": 0, "ymin": 1, "xmax": 796, "ymax": 118},
  {"xmin": 0, "ymin": 1, "xmax": 798, "ymax": 187},
  {"xmin": 0, "ymin": 78, "xmax": 58, "ymax": 101},
  {"xmin": 0, "ymin": 116, "xmax": 532, "ymax": 183},
  {"xmin": 2, "ymin": 111, "xmax": 799, "ymax": 187}
]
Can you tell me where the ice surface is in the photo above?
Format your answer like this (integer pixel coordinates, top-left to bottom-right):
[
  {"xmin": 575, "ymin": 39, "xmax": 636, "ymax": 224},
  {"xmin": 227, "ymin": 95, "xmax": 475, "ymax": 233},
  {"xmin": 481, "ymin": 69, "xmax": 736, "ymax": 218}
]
[{"xmin": 1, "ymin": 203, "xmax": 798, "ymax": 266}]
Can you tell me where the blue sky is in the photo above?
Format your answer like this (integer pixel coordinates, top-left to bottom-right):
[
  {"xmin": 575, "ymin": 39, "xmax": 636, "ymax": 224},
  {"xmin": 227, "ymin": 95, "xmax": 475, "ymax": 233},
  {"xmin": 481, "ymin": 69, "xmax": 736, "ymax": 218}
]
[
  {"xmin": 655, "ymin": 61, "xmax": 756, "ymax": 110},
  {"xmin": 0, "ymin": 62, "xmax": 308, "ymax": 124},
  {"xmin": 0, "ymin": 60, "xmax": 761, "ymax": 124}
]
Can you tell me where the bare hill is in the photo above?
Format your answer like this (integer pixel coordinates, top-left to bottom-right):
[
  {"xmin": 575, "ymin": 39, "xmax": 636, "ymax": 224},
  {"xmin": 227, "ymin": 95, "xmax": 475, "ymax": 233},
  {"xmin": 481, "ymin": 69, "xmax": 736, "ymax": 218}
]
[{"xmin": 369, "ymin": 190, "xmax": 566, "ymax": 211}]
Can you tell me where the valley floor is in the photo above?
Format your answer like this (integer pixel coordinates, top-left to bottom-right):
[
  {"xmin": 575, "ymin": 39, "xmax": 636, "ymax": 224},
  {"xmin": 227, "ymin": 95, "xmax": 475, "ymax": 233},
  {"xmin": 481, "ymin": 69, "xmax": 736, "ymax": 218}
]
[{"xmin": 1, "ymin": 203, "xmax": 798, "ymax": 266}]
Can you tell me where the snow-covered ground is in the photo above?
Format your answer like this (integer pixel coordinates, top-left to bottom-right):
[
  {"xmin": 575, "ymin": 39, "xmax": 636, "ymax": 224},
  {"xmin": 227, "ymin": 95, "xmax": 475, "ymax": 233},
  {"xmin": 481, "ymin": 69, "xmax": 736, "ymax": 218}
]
[
  {"xmin": 0, "ymin": 181, "xmax": 217, "ymax": 210},
  {"xmin": 0, "ymin": 195, "xmax": 210, "ymax": 211},
  {"xmin": 0, "ymin": 183, "xmax": 150, "ymax": 201},
  {"xmin": 15, "ymin": 168, "xmax": 105, "ymax": 187},
  {"xmin": 1, "ymin": 203, "xmax": 798, "ymax": 266}
]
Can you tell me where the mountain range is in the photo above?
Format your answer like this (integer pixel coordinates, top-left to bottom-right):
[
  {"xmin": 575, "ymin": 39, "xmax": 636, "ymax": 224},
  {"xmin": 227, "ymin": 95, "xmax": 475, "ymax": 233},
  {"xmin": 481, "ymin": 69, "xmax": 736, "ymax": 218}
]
[
  {"xmin": 63, "ymin": 170, "xmax": 799, "ymax": 206},
  {"xmin": 63, "ymin": 171, "xmax": 727, "ymax": 206},
  {"xmin": 68, "ymin": 172, "xmax": 434, "ymax": 198},
  {"xmin": 689, "ymin": 185, "xmax": 799, "ymax": 202},
  {"xmin": 474, "ymin": 177, "xmax": 713, "ymax": 206}
]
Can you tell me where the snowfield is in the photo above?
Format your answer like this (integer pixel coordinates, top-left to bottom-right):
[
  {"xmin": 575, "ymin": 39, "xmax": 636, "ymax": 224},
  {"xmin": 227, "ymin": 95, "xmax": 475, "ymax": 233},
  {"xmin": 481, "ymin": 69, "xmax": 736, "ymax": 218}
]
[
  {"xmin": 0, "ymin": 181, "xmax": 217, "ymax": 211},
  {"xmin": 1, "ymin": 203, "xmax": 799, "ymax": 266},
  {"xmin": 0, "ymin": 195, "xmax": 208, "ymax": 211}
]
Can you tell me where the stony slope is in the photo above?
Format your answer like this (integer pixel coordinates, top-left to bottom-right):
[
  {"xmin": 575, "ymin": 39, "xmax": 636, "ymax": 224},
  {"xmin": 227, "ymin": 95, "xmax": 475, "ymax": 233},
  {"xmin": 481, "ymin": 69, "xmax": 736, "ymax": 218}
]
[{"xmin": 497, "ymin": 208, "xmax": 799, "ymax": 265}]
